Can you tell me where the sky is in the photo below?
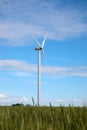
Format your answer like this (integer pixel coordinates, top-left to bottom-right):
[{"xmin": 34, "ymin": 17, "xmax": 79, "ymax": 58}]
[{"xmin": 0, "ymin": 0, "xmax": 87, "ymax": 106}]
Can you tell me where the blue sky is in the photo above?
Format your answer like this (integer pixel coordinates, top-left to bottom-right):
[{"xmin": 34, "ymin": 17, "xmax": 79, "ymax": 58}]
[{"xmin": 0, "ymin": 0, "xmax": 87, "ymax": 106}]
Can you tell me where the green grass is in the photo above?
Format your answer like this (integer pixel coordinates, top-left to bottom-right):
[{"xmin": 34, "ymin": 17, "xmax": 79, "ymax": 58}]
[{"xmin": 0, "ymin": 106, "xmax": 87, "ymax": 130}]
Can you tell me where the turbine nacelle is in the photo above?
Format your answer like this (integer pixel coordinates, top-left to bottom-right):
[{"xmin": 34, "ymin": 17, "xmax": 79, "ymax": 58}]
[{"xmin": 35, "ymin": 47, "xmax": 42, "ymax": 51}]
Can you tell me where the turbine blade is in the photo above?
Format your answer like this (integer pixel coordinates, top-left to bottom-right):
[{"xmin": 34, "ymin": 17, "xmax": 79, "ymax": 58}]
[
  {"xmin": 41, "ymin": 33, "xmax": 47, "ymax": 49},
  {"xmin": 42, "ymin": 49, "xmax": 47, "ymax": 65},
  {"xmin": 42, "ymin": 49, "xmax": 49, "ymax": 76},
  {"xmin": 32, "ymin": 36, "xmax": 41, "ymax": 47},
  {"xmin": 42, "ymin": 49, "xmax": 45, "ymax": 58}
]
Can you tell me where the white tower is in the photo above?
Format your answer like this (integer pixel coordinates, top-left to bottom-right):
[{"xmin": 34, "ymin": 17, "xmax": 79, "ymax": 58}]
[{"xmin": 33, "ymin": 34, "xmax": 47, "ymax": 106}]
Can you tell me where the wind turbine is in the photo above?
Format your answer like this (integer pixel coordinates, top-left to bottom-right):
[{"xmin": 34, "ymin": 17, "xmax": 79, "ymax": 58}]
[{"xmin": 33, "ymin": 34, "xmax": 47, "ymax": 106}]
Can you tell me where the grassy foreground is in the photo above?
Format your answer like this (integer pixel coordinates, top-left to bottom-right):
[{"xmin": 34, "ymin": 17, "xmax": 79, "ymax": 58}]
[{"xmin": 0, "ymin": 106, "xmax": 87, "ymax": 130}]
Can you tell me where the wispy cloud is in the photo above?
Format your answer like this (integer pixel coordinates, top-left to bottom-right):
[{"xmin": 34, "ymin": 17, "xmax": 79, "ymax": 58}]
[
  {"xmin": 0, "ymin": 93, "xmax": 29, "ymax": 105},
  {"xmin": 11, "ymin": 72, "xmax": 32, "ymax": 77},
  {"xmin": 39, "ymin": 98, "xmax": 87, "ymax": 106},
  {"xmin": 56, "ymin": 98, "xmax": 87, "ymax": 106},
  {"xmin": 0, "ymin": 0, "xmax": 87, "ymax": 45},
  {"xmin": 0, "ymin": 60, "xmax": 37, "ymax": 72},
  {"xmin": 0, "ymin": 93, "xmax": 7, "ymax": 98},
  {"xmin": 0, "ymin": 93, "xmax": 86, "ymax": 106},
  {"xmin": 0, "ymin": 60, "xmax": 87, "ymax": 77},
  {"xmin": 0, "ymin": 23, "xmax": 42, "ymax": 46}
]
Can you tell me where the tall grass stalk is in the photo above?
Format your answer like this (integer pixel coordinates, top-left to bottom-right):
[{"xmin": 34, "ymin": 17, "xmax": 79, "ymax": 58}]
[{"xmin": 0, "ymin": 106, "xmax": 87, "ymax": 130}]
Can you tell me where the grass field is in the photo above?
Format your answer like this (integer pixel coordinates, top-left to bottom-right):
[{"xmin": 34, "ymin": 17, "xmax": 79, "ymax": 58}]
[{"xmin": 0, "ymin": 105, "xmax": 87, "ymax": 130}]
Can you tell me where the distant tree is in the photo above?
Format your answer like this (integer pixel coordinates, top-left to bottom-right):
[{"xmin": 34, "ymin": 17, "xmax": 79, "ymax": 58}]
[
  {"xmin": 12, "ymin": 103, "xmax": 24, "ymax": 106},
  {"xmin": 26, "ymin": 104, "xmax": 31, "ymax": 106}
]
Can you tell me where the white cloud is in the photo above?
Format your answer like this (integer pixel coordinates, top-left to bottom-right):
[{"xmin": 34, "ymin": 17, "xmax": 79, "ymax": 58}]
[
  {"xmin": 0, "ymin": 60, "xmax": 87, "ymax": 77},
  {"xmin": 0, "ymin": 93, "xmax": 7, "ymax": 98},
  {"xmin": 0, "ymin": 0, "xmax": 87, "ymax": 45},
  {"xmin": 40, "ymin": 98, "xmax": 87, "ymax": 106},
  {"xmin": 0, "ymin": 93, "xmax": 86, "ymax": 106},
  {"xmin": 0, "ymin": 60, "xmax": 37, "ymax": 72},
  {"xmin": 12, "ymin": 72, "xmax": 32, "ymax": 77},
  {"xmin": 0, "ymin": 94, "xmax": 29, "ymax": 105},
  {"xmin": 56, "ymin": 99, "xmax": 64, "ymax": 103},
  {"xmin": 56, "ymin": 99, "xmax": 84, "ymax": 103},
  {"xmin": 21, "ymin": 97, "xmax": 29, "ymax": 103},
  {"xmin": 56, "ymin": 98, "xmax": 87, "ymax": 106},
  {"xmin": 0, "ymin": 22, "xmax": 43, "ymax": 39},
  {"xmin": 0, "ymin": 23, "xmax": 43, "ymax": 46}
]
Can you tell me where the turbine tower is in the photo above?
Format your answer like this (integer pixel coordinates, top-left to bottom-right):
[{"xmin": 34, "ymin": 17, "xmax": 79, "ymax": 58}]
[{"xmin": 33, "ymin": 34, "xmax": 47, "ymax": 106}]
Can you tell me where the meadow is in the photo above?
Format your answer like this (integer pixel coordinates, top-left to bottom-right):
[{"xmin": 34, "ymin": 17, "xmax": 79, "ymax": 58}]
[{"xmin": 0, "ymin": 105, "xmax": 87, "ymax": 130}]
